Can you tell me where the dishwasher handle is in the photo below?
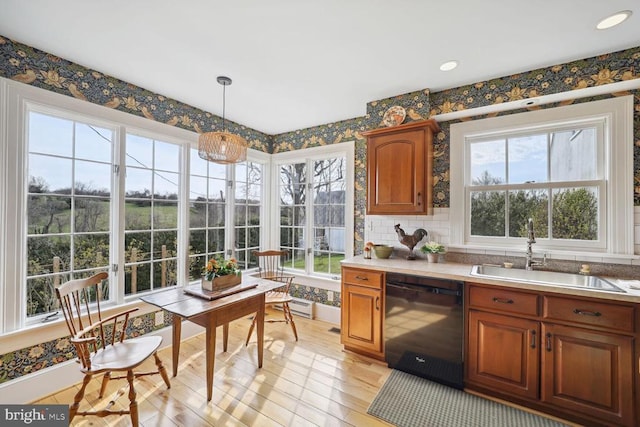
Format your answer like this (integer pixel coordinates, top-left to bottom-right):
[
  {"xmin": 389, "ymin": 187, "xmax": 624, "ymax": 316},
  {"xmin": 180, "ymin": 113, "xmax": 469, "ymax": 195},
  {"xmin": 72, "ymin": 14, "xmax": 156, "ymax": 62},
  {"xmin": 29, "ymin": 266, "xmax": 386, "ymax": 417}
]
[{"xmin": 386, "ymin": 281, "xmax": 462, "ymax": 297}]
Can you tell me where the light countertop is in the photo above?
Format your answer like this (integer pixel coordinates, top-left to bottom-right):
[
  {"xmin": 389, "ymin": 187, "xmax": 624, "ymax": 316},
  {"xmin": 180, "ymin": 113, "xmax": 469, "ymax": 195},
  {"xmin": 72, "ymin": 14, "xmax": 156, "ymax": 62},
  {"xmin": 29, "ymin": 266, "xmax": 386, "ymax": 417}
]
[{"xmin": 341, "ymin": 256, "xmax": 640, "ymax": 303}]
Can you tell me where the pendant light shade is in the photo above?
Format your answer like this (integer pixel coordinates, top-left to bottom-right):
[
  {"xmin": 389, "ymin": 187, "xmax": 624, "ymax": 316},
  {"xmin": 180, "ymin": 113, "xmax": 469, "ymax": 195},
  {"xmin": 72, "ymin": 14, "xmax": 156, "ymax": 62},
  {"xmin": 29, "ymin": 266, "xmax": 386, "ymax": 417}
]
[
  {"xmin": 198, "ymin": 76, "xmax": 248, "ymax": 164},
  {"xmin": 198, "ymin": 130, "xmax": 247, "ymax": 164}
]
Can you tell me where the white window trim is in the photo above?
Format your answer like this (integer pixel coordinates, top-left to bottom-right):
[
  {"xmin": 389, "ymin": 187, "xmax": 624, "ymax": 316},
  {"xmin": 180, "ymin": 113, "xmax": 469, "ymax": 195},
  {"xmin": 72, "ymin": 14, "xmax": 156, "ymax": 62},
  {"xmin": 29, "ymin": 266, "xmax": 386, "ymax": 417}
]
[
  {"xmin": 450, "ymin": 96, "xmax": 634, "ymax": 256},
  {"xmin": 271, "ymin": 142, "xmax": 355, "ymax": 277}
]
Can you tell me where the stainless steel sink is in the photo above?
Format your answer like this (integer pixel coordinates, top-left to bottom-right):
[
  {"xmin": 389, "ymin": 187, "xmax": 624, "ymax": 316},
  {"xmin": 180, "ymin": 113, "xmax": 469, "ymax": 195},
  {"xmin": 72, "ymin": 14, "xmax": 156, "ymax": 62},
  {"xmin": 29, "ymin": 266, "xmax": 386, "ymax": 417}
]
[{"xmin": 470, "ymin": 265, "xmax": 625, "ymax": 293}]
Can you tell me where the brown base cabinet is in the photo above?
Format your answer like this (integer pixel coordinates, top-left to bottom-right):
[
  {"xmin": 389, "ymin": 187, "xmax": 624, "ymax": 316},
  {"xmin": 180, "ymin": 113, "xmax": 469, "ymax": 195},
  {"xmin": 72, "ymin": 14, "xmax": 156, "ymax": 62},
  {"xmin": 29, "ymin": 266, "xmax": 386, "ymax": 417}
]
[
  {"xmin": 339, "ymin": 270, "xmax": 638, "ymax": 426},
  {"xmin": 541, "ymin": 323, "xmax": 634, "ymax": 426},
  {"xmin": 466, "ymin": 283, "xmax": 637, "ymax": 427},
  {"xmin": 468, "ymin": 310, "xmax": 540, "ymax": 400},
  {"xmin": 340, "ymin": 267, "xmax": 384, "ymax": 359}
]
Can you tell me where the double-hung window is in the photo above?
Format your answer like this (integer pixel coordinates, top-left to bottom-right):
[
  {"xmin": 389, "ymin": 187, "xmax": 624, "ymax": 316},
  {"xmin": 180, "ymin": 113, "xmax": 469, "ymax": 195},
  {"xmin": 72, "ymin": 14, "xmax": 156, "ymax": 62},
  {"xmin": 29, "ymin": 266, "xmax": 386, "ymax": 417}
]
[
  {"xmin": 274, "ymin": 143, "xmax": 354, "ymax": 277},
  {"xmin": 450, "ymin": 97, "xmax": 633, "ymax": 254}
]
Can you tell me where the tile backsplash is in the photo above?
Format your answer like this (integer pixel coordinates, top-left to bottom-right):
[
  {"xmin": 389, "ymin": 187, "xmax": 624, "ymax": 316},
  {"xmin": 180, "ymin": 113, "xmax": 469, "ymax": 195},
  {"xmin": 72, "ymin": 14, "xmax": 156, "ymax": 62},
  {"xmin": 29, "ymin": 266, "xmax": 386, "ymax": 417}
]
[
  {"xmin": 365, "ymin": 207, "xmax": 640, "ymax": 272},
  {"xmin": 365, "ymin": 208, "xmax": 452, "ymax": 249}
]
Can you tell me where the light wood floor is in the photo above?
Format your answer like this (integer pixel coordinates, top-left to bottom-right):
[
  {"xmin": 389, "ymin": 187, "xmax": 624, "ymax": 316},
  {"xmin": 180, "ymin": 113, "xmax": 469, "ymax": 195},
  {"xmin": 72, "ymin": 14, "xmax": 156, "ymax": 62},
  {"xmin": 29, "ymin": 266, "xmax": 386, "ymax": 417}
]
[{"xmin": 34, "ymin": 310, "xmax": 394, "ymax": 426}]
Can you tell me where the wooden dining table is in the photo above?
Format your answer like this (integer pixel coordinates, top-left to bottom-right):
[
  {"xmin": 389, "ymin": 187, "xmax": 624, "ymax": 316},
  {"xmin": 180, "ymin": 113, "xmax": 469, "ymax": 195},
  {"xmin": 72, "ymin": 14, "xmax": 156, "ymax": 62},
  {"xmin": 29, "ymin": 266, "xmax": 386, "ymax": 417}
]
[{"xmin": 139, "ymin": 277, "xmax": 283, "ymax": 401}]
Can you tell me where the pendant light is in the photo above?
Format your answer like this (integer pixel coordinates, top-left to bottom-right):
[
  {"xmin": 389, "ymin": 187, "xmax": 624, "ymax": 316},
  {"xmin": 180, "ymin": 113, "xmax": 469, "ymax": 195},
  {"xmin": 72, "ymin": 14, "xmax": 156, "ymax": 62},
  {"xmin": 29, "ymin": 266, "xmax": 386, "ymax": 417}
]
[{"xmin": 198, "ymin": 76, "xmax": 248, "ymax": 164}]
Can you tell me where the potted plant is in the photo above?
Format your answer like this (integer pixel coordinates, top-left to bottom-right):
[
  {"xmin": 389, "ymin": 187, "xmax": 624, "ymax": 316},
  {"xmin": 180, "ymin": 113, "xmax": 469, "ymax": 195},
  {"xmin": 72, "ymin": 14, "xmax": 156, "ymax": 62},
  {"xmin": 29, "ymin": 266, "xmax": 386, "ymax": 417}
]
[
  {"xmin": 420, "ymin": 241, "xmax": 446, "ymax": 263},
  {"xmin": 202, "ymin": 256, "xmax": 241, "ymax": 291}
]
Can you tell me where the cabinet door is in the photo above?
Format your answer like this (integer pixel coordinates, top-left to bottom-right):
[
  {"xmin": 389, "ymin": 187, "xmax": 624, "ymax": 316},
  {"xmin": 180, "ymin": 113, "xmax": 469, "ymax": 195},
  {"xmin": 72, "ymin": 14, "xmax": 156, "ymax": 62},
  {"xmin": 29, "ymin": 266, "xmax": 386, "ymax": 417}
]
[
  {"xmin": 467, "ymin": 310, "xmax": 540, "ymax": 399},
  {"xmin": 341, "ymin": 284, "xmax": 382, "ymax": 355},
  {"xmin": 541, "ymin": 323, "xmax": 634, "ymax": 426},
  {"xmin": 367, "ymin": 129, "xmax": 427, "ymax": 214}
]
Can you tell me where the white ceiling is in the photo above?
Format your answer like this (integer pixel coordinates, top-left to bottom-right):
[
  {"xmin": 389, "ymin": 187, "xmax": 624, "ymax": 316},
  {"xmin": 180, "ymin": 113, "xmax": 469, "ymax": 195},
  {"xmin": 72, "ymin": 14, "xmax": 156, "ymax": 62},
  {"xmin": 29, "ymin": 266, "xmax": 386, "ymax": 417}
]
[{"xmin": 1, "ymin": 0, "xmax": 639, "ymax": 135}]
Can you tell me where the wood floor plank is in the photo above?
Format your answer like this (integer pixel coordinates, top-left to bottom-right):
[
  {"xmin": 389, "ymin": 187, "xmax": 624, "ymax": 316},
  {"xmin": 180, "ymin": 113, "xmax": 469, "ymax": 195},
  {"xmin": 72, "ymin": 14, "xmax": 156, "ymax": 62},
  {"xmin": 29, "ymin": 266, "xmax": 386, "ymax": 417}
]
[{"xmin": 35, "ymin": 310, "xmax": 392, "ymax": 427}]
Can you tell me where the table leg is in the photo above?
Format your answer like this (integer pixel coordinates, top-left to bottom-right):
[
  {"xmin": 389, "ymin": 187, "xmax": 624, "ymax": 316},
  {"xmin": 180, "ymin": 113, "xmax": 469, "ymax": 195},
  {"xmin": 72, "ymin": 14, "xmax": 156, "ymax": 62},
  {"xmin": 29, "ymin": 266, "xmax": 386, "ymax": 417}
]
[
  {"xmin": 172, "ymin": 315, "xmax": 182, "ymax": 377},
  {"xmin": 205, "ymin": 316, "xmax": 217, "ymax": 401},
  {"xmin": 223, "ymin": 323, "xmax": 229, "ymax": 352},
  {"xmin": 257, "ymin": 294, "xmax": 265, "ymax": 368}
]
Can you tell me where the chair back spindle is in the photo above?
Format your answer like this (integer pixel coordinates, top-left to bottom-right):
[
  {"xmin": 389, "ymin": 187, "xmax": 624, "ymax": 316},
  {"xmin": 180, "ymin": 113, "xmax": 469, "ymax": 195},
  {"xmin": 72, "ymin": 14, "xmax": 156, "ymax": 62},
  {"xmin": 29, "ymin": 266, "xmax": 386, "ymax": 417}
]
[
  {"xmin": 255, "ymin": 249, "xmax": 286, "ymax": 281},
  {"xmin": 54, "ymin": 271, "xmax": 170, "ymax": 426},
  {"xmin": 245, "ymin": 250, "xmax": 298, "ymax": 344}
]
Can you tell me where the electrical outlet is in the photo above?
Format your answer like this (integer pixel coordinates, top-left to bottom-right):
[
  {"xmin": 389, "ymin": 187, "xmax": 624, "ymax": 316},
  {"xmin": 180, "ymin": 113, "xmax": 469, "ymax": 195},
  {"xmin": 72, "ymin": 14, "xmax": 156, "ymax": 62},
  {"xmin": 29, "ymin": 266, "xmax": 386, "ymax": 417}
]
[
  {"xmin": 327, "ymin": 290, "xmax": 334, "ymax": 302},
  {"xmin": 155, "ymin": 311, "xmax": 164, "ymax": 326}
]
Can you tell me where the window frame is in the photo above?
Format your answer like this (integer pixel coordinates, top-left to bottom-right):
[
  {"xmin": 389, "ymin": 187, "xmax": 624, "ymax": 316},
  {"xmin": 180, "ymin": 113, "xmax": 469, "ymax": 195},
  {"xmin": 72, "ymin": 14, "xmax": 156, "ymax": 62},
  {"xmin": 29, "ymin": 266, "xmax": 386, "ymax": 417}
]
[
  {"xmin": 450, "ymin": 96, "xmax": 634, "ymax": 255},
  {"xmin": 1, "ymin": 79, "xmax": 276, "ymax": 332},
  {"xmin": 271, "ymin": 142, "xmax": 355, "ymax": 278},
  {"xmin": 24, "ymin": 105, "xmax": 118, "ymax": 316}
]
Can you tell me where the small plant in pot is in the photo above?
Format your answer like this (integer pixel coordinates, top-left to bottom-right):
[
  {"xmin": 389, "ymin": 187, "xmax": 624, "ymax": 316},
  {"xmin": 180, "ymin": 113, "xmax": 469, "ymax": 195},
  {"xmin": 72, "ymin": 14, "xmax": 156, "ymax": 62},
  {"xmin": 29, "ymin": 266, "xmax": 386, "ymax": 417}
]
[
  {"xmin": 420, "ymin": 241, "xmax": 445, "ymax": 263},
  {"xmin": 201, "ymin": 256, "xmax": 241, "ymax": 291}
]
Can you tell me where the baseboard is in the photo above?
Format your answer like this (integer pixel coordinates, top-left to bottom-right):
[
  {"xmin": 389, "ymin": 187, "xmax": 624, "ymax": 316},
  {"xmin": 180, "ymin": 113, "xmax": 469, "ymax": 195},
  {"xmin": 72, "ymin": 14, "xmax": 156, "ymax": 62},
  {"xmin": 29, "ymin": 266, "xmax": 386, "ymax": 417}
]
[{"xmin": 0, "ymin": 321, "xmax": 204, "ymax": 404}]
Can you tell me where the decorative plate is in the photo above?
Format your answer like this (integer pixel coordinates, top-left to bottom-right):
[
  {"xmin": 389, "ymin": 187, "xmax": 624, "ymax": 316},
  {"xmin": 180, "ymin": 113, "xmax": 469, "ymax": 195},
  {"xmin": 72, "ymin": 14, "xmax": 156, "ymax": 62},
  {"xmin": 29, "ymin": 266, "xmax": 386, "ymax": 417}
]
[{"xmin": 382, "ymin": 105, "xmax": 406, "ymax": 127}]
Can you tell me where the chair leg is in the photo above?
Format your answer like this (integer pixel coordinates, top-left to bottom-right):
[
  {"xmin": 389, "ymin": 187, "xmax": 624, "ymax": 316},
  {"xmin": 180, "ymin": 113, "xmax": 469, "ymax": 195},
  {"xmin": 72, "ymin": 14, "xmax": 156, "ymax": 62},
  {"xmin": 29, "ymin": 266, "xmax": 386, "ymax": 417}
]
[
  {"xmin": 99, "ymin": 371, "xmax": 111, "ymax": 398},
  {"xmin": 69, "ymin": 374, "xmax": 91, "ymax": 422},
  {"xmin": 127, "ymin": 369, "xmax": 139, "ymax": 427},
  {"xmin": 245, "ymin": 316, "xmax": 257, "ymax": 346},
  {"xmin": 154, "ymin": 352, "xmax": 171, "ymax": 389},
  {"xmin": 282, "ymin": 302, "xmax": 298, "ymax": 341}
]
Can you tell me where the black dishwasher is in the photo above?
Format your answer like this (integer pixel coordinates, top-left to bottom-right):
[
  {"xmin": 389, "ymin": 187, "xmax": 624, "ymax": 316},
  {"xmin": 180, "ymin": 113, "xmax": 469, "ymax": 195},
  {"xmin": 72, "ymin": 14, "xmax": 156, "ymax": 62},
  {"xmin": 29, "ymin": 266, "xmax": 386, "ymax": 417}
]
[{"xmin": 385, "ymin": 273, "xmax": 464, "ymax": 389}]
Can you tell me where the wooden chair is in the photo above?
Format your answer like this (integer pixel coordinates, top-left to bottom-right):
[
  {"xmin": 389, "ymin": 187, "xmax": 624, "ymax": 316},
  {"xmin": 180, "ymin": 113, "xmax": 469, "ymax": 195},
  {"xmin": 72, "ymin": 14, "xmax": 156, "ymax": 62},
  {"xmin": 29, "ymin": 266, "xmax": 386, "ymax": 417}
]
[
  {"xmin": 245, "ymin": 250, "xmax": 298, "ymax": 345},
  {"xmin": 55, "ymin": 272, "xmax": 170, "ymax": 426}
]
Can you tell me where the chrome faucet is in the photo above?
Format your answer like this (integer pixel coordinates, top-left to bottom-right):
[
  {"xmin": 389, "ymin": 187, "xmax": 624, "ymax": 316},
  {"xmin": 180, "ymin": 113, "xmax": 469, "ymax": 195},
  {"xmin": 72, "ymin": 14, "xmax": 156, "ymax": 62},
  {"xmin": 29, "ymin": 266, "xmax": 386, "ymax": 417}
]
[{"xmin": 525, "ymin": 218, "xmax": 538, "ymax": 270}]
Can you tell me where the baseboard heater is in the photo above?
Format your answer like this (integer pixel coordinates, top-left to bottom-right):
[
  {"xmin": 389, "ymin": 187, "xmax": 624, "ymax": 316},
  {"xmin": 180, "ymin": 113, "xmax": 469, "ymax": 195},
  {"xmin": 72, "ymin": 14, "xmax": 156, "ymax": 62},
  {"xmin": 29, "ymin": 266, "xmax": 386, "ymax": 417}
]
[{"xmin": 273, "ymin": 297, "xmax": 314, "ymax": 319}]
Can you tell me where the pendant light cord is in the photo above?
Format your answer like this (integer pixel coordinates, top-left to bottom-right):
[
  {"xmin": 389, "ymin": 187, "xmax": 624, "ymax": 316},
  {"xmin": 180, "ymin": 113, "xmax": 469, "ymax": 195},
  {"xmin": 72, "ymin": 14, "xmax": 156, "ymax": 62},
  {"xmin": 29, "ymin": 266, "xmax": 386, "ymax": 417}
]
[
  {"xmin": 222, "ymin": 82, "xmax": 226, "ymax": 133},
  {"xmin": 216, "ymin": 76, "xmax": 232, "ymax": 134}
]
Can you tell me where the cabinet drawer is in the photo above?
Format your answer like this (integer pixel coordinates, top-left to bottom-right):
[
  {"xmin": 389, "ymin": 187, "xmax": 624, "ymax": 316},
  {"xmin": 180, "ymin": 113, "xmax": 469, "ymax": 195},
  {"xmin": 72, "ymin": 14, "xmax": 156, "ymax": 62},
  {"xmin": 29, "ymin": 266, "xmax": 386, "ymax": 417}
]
[
  {"xmin": 543, "ymin": 296, "xmax": 634, "ymax": 333},
  {"xmin": 342, "ymin": 268, "xmax": 383, "ymax": 289},
  {"xmin": 469, "ymin": 285, "xmax": 539, "ymax": 316}
]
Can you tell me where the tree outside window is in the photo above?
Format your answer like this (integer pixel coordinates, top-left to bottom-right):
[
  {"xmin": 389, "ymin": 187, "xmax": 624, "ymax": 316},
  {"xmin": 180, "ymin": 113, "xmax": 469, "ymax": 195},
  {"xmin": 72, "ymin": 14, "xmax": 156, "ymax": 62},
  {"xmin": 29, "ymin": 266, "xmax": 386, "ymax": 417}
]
[
  {"xmin": 278, "ymin": 156, "xmax": 346, "ymax": 276},
  {"xmin": 469, "ymin": 128, "xmax": 598, "ymax": 242}
]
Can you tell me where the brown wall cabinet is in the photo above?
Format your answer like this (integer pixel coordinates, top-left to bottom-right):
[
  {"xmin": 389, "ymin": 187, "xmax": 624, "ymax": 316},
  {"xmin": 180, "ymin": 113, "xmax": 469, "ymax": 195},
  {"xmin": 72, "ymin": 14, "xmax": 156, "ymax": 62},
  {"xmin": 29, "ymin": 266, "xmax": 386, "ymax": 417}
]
[
  {"xmin": 340, "ymin": 267, "xmax": 384, "ymax": 359},
  {"xmin": 363, "ymin": 120, "xmax": 440, "ymax": 215},
  {"xmin": 466, "ymin": 283, "xmax": 636, "ymax": 427}
]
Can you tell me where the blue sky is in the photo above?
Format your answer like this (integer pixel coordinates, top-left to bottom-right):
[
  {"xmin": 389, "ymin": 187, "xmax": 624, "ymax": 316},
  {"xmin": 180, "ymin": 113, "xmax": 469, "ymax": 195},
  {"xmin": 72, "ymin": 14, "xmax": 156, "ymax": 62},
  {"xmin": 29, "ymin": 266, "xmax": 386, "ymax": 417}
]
[{"xmin": 470, "ymin": 135, "xmax": 548, "ymax": 185}]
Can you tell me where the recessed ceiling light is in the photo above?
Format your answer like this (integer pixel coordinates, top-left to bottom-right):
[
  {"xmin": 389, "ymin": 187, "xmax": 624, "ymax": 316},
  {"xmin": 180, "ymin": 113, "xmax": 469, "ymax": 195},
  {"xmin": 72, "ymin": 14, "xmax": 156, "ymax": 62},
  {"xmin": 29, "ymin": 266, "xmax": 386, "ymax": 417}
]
[
  {"xmin": 440, "ymin": 60, "xmax": 458, "ymax": 71},
  {"xmin": 596, "ymin": 10, "xmax": 632, "ymax": 30}
]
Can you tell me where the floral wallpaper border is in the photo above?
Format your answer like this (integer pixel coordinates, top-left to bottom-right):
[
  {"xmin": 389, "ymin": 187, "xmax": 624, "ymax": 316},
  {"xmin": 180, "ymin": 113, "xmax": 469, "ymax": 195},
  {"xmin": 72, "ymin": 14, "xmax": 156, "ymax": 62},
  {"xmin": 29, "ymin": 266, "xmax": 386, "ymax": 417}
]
[
  {"xmin": 0, "ymin": 36, "xmax": 272, "ymax": 154},
  {"xmin": 0, "ymin": 312, "xmax": 166, "ymax": 384}
]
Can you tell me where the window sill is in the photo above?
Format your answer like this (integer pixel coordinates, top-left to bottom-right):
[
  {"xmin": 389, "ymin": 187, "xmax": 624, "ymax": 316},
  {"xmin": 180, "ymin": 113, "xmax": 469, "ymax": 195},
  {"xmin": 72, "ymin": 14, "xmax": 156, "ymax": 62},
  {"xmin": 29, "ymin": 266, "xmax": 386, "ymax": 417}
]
[
  {"xmin": 0, "ymin": 298, "xmax": 158, "ymax": 355},
  {"xmin": 252, "ymin": 272, "xmax": 342, "ymax": 292}
]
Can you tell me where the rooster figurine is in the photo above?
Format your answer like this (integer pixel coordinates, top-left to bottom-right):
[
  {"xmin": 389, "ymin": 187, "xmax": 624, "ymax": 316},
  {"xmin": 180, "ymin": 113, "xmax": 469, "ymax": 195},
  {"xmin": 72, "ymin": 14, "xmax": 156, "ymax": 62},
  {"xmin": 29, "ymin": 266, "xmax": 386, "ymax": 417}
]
[{"xmin": 394, "ymin": 224, "xmax": 428, "ymax": 260}]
